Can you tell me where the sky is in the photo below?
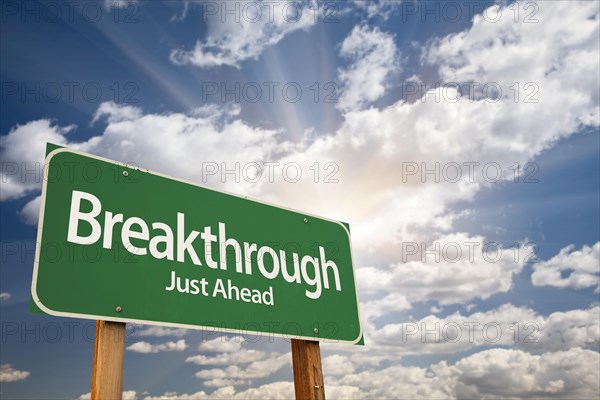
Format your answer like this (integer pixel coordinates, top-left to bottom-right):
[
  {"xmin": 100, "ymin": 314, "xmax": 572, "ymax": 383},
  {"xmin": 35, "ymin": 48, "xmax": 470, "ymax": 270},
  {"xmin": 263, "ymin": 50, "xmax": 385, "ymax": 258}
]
[{"xmin": 1, "ymin": 0, "xmax": 599, "ymax": 398}]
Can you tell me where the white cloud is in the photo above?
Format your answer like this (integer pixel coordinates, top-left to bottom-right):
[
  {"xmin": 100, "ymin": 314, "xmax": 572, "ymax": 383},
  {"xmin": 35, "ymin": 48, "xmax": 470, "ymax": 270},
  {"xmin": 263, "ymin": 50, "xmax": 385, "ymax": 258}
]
[
  {"xmin": 0, "ymin": 2, "xmax": 598, "ymax": 399},
  {"xmin": 527, "ymin": 306, "xmax": 600, "ymax": 352},
  {"xmin": 203, "ymin": 379, "xmax": 249, "ymax": 388},
  {"xmin": 170, "ymin": 1, "xmax": 189, "ymax": 23},
  {"xmin": 18, "ymin": 195, "xmax": 41, "ymax": 225},
  {"xmin": 124, "ymin": 391, "xmax": 138, "ymax": 400},
  {"xmin": 358, "ymin": 234, "xmax": 529, "ymax": 307},
  {"xmin": 0, "ymin": 120, "xmax": 72, "ymax": 201},
  {"xmin": 371, "ymin": 304, "xmax": 600, "ymax": 355},
  {"xmin": 79, "ymin": 390, "xmax": 137, "ymax": 400},
  {"xmin": 0, "ymin": 11, "xmax": 597, "ymax": 391},
  {"xmin": 104, "ymin": 0, "xmax": 137, "ymax": 11},
  {"xmin": 1, "ymin": 102, "xmax": 283, "ymax": 226},
  {"xmin": 142, "ymin": 347, "xmax": 600, "ymax": 399},
  {"xmin": 430, "ymin": 305, "xmax": 443, "ymax": 314},
  {"xmin": 126, "ymin": 339, "xmax": 187, "ymax": 354},
  {"xmin": 449, "ymin": 347, "xmax": 599, "ymax": 399},
  {"xmin": 327, "ymin": 363, "xmax": 452, "ymax": 399},
  {"xmin": 0, "ymin": 364, "xmax": 30, "ymax": 382},
  {"xmin": 352, "ymin": 0, "xmax": 400, "ymax": 20},
  {"xmin": 132, "ymin": 325, "xmax": 189, "ymax": 338},
  {"xmin": 337, "ymin": 25, "xmax": 398, "ymax": 111},
  {"xmin": 170, "ymin": 1, "xmax": 316, "ymax": 68},
  {"xmin": 327, "ymin": 347, "xmax": 600, "ymax": 399},
  {"xmin": 322, "ymin": 354, "xmax": 355, "ymax": 376},
  {"xmin": 4, "ymin": 3, "xmax": 598, "ymax": 265},
  {"xmin": 92, "ymin": 101, "xmax": 143, "ymax": 125},
  {"xmin": 186, "ymin": 349, "xmax": 266, "ymax": 366},
  {"xmin": 0, "ymin": 292, "xmax": 11, "ymax": 301},
  {"xmin": 362, "ymin": 292, "xmax": 412, "ymax": 316},
  {"xmin": 360, "ymin": 292, "xmax": 411, "ymax": 333},
  {"xmin": 144, "ymin": 382, "xmax": 293, "ymax": 400},
  {"xmin": 194, "ymin": 352, "xmax": 291, "ymax": 382},
  {"xmin": 322, "ymin": 303, "xmax": 599, "ymax": 379},
  {"xmin": 197, "ymin": 337, "xmax": 245, "ymax": 353},
  {"xmin": 425, "ymin": 1, "xmax": 599, "ymax": 138},
  {"xmin": 532, "ymin": 242, "xmax": 600, "ymax": 291}
]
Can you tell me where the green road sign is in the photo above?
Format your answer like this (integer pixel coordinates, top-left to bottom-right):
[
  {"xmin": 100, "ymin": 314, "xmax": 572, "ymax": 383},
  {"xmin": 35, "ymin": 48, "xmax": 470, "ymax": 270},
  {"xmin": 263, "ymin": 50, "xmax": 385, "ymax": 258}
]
[{"xmin": 31, "ymin": 145, "xmax": 362, "ymax": 344}]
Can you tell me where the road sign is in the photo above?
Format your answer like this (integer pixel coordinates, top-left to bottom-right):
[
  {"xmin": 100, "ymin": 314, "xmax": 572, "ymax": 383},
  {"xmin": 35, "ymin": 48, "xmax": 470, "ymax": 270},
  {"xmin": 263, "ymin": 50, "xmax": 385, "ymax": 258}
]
[{"xmin": 32, "ymin": 145, "xmax": 362, "ymax": 344}]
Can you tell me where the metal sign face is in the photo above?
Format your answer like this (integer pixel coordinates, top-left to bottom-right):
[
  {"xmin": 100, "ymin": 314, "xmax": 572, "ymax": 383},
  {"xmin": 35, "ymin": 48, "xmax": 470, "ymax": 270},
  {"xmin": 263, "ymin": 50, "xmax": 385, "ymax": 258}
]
[{"xmin": 31, "ymin": 146, "xmax": 362, "ymax": 344}]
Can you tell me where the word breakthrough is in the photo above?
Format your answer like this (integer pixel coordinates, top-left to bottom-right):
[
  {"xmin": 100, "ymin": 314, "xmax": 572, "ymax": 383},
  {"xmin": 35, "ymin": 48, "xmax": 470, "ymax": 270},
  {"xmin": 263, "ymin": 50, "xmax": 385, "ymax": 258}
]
[{"xmin": 67, "ymin": 190, "xmax": 342, "ymax": 299}]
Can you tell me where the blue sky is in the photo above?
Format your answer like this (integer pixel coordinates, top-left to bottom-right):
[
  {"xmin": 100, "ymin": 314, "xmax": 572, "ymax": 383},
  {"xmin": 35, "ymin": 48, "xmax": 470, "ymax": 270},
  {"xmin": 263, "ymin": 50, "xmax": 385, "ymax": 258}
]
[{"xmin": 1, "ymin": 1, "xmax": 599, "ymax": 398}]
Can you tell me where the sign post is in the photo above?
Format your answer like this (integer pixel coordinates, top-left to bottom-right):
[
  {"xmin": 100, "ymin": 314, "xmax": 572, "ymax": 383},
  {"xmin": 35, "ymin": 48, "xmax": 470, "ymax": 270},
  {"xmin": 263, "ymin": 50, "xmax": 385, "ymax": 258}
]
[
  {"xmin": 31, "ymin": 145, "xmax": 363, "ymax": 399},
  {"xmin": 91, "ymin": 321, "xmax": 126, "ymax": 399},
  {"xmin": 292, "ymin": 339, "xmax": 325, "ymax": 400}
]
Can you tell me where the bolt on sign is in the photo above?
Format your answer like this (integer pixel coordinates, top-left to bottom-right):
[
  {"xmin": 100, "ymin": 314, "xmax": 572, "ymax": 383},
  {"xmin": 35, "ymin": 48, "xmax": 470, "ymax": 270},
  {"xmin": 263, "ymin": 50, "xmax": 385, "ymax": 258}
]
[{"xmin": 31, "ymin": 144, "xmax": 363, "ymax": 344}]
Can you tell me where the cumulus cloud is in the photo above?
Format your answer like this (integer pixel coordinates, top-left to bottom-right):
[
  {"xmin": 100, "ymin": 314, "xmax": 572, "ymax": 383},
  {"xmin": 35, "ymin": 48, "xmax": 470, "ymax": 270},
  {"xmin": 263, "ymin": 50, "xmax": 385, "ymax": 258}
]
[
  {"xmin": 144, "ymin": 382, "xmax": 293, "ymax": 400},
  {"xmin": 321, "ymin": 303, "xmax": 599, "ymax": 381},
  {"xmin": 1, "ymin": 101, "xmax": 282, "ymax": 224},
  {"xmin": 186, "ymin": 349, "xmax": 266, "ymax": 366},
  {"xmin": 4, "ymin": 4, "xmax": 597, "ymax": 270},
  {"xmin": 269, "ymin": 0, "xmax": 598, "ymax": 262},
  {"xmin": 132, "ymin": 325, "xmax": 189, "ymax": 338},
  {"xmin": 449, "ymin": 347, "xmax": 599, "ymax": 399},
  {"xmin": 79, "ymin": 390, "xmax": 137, "ymax": 400},
  {"xmin": 327, "ymin": 347, "xmax": 600, "ymax": 399},
  {"xmin": 327, "ymin": 363, "xmax": 452, "ymax": 399},
  {"xmin": 197, "ymin": 337, "xmax": 245, "ymax": 353},
  {"xmin": 18, "ymin": 195, "xmax": 41, "ymax": 225},
  {"xmin": 98, "ymin": 347, "xmax": 600, "ymax": 399},
  {"xmin": 0, "ymin": 120, "xmax": 72, "ymax": 201},
  {"xmin": 187, "ymin": 337, "xmax": 285, "ymax": 387},
  {"xmin": 0, "ymin": 364, "xmax": 30, "ymax": 382},
  {"xmin": 1, "ymin": 2, "xmax": 599, "ymax": 372},
  {"xmin": 322, "ymin": 354, "xmax": 356, "ymax": 376},
  {"xmin": 525, "ymin": 306, "xmax": 600, "ymax": 352},
  {"xmin": 425, "ymin": 1, "xmax": 599, "ymax": 136},
  {"xmin": 0, "ymin": 2, "xmax": 598, "ymax": 399},
  {"xmin": 337, "ymin": 25, "xmax": 398, "ymax": 111},
  {"xmin": 97, "ymin": 347, "xmax": 600, "ymax": 398},
  {"xmin": 126, "ymin": 339, "xmax": 187, "ymax": 354},
  {"xmin": 170, "ymin": 1, "xmax": 316, "ymax": 68},
  {"xmin": 123, "ymin": 390, "xmax": 138, "ymax": 399},
  {"xmin": 532, "ymin": 242, "xmax": 600, "ymax": 291},
  {"xmin": 358, "ymin": 233, "xmax": 530, "ymax": 307},
  {"xmin": 194, "ymin": 352, "xmax": 291, "ymax": 386},
  {"xmin": 203, "ymin": 379, "xmax": 249, "ymax": 388},
  {"xmin": 360, "ymin": 292, "xmax": 411, "ymax": 325},
  {"xmin": 92, "ymin": 101, "xmax": 143, "ymax": 125},
  {"xmin": 371, "ymin": 304, "xmax": 599, "ymax": 355}
]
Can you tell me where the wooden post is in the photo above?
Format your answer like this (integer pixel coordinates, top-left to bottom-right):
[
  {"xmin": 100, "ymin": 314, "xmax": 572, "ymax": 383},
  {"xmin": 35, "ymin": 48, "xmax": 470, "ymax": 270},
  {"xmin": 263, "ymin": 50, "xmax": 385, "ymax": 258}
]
[
  {"xmin": 91, "ymin": 321, "xmax": 126, "ymax": 400},
  {"xmin": 291, "ymin": 339, "xmax": 325, "ymax": 400}
]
